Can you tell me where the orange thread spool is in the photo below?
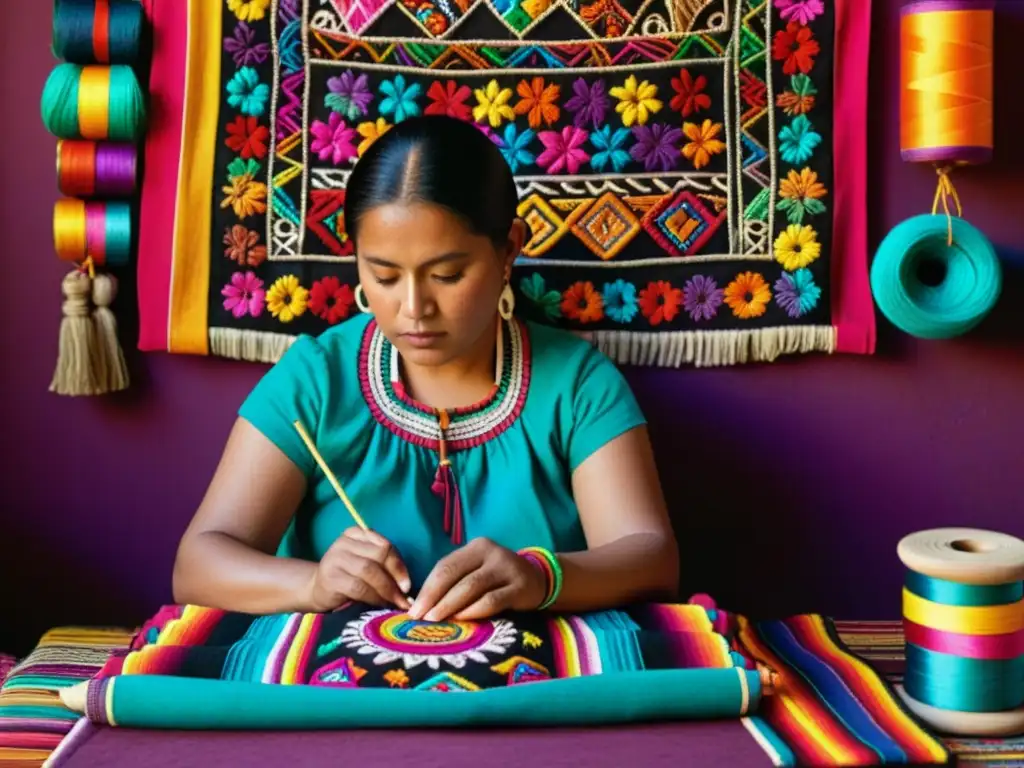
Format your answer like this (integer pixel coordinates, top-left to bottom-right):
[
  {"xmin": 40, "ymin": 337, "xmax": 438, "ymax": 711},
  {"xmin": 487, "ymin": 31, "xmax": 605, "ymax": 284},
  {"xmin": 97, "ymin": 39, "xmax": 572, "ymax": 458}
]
[{"xmin": 900, "ymin": 1, "xmax": 994, "ymax": 166}]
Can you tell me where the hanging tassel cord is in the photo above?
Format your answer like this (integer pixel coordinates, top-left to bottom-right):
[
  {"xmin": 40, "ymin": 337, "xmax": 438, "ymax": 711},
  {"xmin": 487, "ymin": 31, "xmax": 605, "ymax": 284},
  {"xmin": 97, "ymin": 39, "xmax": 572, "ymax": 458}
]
[
  {"xmin": 932, "ymin": 165, "xmax": 963, "ymax": 247},
  {"xmin": 429, "ymin": 409, "xmax": 464, "ymax": 545}
]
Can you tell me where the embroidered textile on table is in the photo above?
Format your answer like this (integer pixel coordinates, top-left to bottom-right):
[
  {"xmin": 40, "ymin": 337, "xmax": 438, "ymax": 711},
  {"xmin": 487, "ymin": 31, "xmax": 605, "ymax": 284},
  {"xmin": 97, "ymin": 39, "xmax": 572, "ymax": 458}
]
[
  {"xmin": 6, "ymin": 620, "xmax": 1022, "ymax": 766},
  {"xmin": 136, "ymin": 0, "xmax": 874, "ymax": 367},
  {"xmin": 69, "ymin": 603, "xmax": 953, "ymax": 765},
  {"xmin": 93, "ymin": 602, "xmax": 748, "ymax": 690}
]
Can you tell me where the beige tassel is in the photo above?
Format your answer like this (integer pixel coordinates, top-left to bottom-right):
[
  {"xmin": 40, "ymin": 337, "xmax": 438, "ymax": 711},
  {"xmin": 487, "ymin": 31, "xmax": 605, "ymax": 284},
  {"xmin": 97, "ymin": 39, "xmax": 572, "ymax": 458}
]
[
  {"xmin": 50, "ymin": 270, "xmax": 100, "ymax": 396},
  {"xmin": 91, "ymin": 273, "xmax": 130, "ymax": 393}
]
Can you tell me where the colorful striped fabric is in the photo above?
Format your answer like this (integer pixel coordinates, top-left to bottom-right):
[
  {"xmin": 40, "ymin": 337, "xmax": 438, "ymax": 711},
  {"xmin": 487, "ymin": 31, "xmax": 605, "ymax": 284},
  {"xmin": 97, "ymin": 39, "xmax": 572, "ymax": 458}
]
[
  {"xmin": 737, "ymin": 615, "xmax": 950, "ymax": 766},
  {"xmin": 0, "ymin": 627, "xmax": 134, "ymax": 767},
  {"xmin": 2, "ymin": 617, "xmax": 1022, "ymax": 766}
]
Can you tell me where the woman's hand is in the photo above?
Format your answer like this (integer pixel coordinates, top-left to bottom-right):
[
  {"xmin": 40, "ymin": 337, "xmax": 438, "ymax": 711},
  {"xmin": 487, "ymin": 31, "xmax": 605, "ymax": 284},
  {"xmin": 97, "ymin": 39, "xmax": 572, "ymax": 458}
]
[
  {"xmin": 407, "ymin": 538, "xmax": 548, "ymax": 622},
  {"xmin": 305, "ymin": 527, "xmax": 413, "ymax": 613}
]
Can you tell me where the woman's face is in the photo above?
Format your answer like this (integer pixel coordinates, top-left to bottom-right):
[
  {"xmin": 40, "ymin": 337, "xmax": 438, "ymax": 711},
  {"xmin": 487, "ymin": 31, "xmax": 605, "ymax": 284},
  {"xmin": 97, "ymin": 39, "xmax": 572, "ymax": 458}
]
[{"xmin": 355, "ymin": 201, "xmax": 524, "ymax": 368}]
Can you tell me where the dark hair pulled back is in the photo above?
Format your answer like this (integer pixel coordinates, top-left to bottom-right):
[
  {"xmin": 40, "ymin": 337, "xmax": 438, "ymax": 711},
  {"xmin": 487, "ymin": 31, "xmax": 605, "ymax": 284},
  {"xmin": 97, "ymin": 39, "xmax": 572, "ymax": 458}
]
[{"xmin": 344, "ymin": 115, "xmax": 519, "ymax": 248}]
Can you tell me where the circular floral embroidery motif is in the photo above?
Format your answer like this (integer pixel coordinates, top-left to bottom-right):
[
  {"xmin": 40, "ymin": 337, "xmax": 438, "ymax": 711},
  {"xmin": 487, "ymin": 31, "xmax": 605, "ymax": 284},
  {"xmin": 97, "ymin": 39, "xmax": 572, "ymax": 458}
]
[{"xmin": 341, "ymin": 610, "xmax": 517, "ymax": 670}]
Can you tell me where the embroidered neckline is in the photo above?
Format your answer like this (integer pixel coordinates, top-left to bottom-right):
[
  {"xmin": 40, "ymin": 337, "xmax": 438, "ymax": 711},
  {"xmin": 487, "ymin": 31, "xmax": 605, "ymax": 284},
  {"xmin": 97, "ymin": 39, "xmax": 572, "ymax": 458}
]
[{"xmin": 358, "ymin": 318, "xmax": 531, "ymax": 454}]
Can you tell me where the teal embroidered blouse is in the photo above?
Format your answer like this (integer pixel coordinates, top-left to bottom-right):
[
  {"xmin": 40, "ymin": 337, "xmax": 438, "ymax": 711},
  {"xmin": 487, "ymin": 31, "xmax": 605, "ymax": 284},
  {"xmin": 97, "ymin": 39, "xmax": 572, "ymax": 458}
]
[{"xmin": 238, "ymin": 313, "xmax": 646, "ymax": 591}]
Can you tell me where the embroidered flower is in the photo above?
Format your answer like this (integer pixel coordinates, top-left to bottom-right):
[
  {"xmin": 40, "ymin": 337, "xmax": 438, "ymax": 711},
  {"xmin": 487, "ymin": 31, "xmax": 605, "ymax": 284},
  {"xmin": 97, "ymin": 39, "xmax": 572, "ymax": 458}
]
[
  {"xmin": 384, "ymin": 669, "xmax": 409, "ymax": 688},
  {"xmin": 536, "ymin": 126, "xmax": 590, "ymax": 174},
  {"xmin": 224, "ymin": 22, "xmax": 270, "ymax": 67},
  {"xmin": 494, "ymin": 124, "xmax": 536, "ymax": 172},
  {"xmin": 227, "ymin": 0, "xmax": 270, "ymax": 23},
  {"xmin": 561, "ymin": 281, "xmax": 604, "ymax": 323},
  {"xmin": 779, "ymin": 115, "xmax": 821, "ymax": 164},
  {"xmin": 227, "ymin": 157, "xmax": 262, "ymax": 183},
  {"xmin": 266, "ymin": 275, "xmax": 309, "ymax": 323},
  {"xmin": 630, "ymin": 123, "xmax": 682, "ymax": 172},
  {"xmin": 589, "ymin": 126, "xmax": 631, "ymax": 173},
  {"xmin": 311, "ymin": 113, "xmax": 358, "ymax": 165},
  {"xmin": 774, "ymin": 224, "xmax": 821, "ymax": 271},
  {"xmin": 221, "ymin": 271, "xmax": 265, "ymax": 318},
  {"xmin": 772, "ymin": 21, "xmax": 820, "ymax": 75},
  {"xmin": 610, "ymin": 75, "xmax": 662, "ymax": 128},
  {"xmin": 774, "ymin": 269, "xmax": 821, "ymax": 318},
  {"xmin": 638, "ymin": 280, "xmax": 683, "ymax": 326},
  {"xmin": 325, "ymin": 71, "xmax": 373, "ymax": 121},
  {"xmin": 681, "ymin": 120, "xmax": 726, "ymax": 169},
  {"xmin": 669, "ymin": 69, "xmax": 712, "ymax": 118},
  {"xmin": 356, "ymin": 118, "xmax": 392, "ymax": 156},
  {"xmin": 602, "ymin": 279, "xmax": 638, "ymax": 323},
  {"xmin": 513, "ymin": 77, "xmax": 560, "ymax": 129},
  {"xmin": 473, "ymin": 80, "xmax": 516, "ymax": 128},
  {"xmin": 682, "ymin": 275, "xmax": 724, "ymax": 322},
  {"xmin": 309, "ymin": 277, "xmax": 355, "ymax": 324},
  {"xmin": 777, "ymin": 167, "xmax": 828, "ymax": 223},
  {"xmin": 520, "ymin": 273, "xmax": 562, "ymax": 321},
  {"xmin": 378, "ymin": 75, "xmax": 422, "ymax": 122},
  {"xmin": 220, "ymin": 175, "xmax": 267, "ymax": 219},
  {"xmin": 225, "ymin": 115, "xmax": 269, "ymax": 160},
  {"xmin": 775, "ymin": 0, "xmax": 824, "ymax": 26},
  {"xmin": 425, "ymin": 80, "xmax": 473, "ymax": 121},
  {"xmin": 724, "ymin": 272, "xmax": 771, "ymax": 319},
  {"xmin": 223, "ymin": 225, "xmax": 267, "ymax": 267},
  {"xmin": 776, "ymin": 74, "xmax": 817, "ymax": 115},
  {"xmin": 226, "ymin": 67, "xmax": 270, "ymax": 117},
  {"xmin": 564, "ymin": 78, "xmax": 609, "ymax": 130}
]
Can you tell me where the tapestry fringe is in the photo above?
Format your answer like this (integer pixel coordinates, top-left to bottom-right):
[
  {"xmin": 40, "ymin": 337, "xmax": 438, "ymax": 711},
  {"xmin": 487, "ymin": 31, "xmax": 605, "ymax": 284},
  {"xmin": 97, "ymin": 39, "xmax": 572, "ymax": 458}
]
[
  {"xmin": 577, "ymin": 326, "xmax": 838, "ymax": 368},
  {"xmin": 209, "ymin": 327, "xmax": 297, "ymax": 363},
  {"xmin": 210, "ymin": 325, "xmax": 837, "ymax": 368}
]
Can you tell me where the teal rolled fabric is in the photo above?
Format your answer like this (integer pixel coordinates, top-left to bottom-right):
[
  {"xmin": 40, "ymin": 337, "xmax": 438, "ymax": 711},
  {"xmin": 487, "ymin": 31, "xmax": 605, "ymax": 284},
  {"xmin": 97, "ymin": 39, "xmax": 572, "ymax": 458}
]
[{"xmin": 89, "ymin": 668, "xmax": 762, "ymax": 730}]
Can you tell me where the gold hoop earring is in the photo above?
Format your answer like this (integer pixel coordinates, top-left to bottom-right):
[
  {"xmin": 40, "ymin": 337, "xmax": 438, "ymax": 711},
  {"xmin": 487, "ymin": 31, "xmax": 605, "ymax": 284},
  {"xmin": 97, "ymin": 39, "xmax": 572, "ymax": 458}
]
[
  {"xmin": 498, "ymin": 282, "xmax": 515, "ymax": 320},
  {"xmin": 354, "ymin": 283, "xmax": 371, "ymax": 314}
]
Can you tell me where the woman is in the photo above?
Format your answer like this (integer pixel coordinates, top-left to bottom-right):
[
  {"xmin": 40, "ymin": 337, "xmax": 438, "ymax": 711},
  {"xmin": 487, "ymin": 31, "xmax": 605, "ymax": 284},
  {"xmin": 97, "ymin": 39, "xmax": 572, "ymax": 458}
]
[{"xmin": 173, "ymin": 115, "xmax": 678, "ymax": 623}]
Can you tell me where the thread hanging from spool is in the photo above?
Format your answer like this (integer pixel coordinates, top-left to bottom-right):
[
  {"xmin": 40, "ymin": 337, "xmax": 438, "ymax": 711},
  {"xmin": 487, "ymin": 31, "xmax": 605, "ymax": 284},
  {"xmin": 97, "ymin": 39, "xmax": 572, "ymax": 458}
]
[
  {"xmin": 896, "ymin": 529, "xmax": 1024, "ymax": 737},
  {"xmin": 41, "ymin": 62, "xmax": 146, "ymax": 141},
  {"xmin": 57, "ymin": 140, "xmax": 137, "ymax": 197},
  {"xmin": 53, "ymin": 198, "xmax": 133, "ymax": 268},
  {"xmin": 52, "ymin": 0, "xmax": 144, "ymax": 65}
]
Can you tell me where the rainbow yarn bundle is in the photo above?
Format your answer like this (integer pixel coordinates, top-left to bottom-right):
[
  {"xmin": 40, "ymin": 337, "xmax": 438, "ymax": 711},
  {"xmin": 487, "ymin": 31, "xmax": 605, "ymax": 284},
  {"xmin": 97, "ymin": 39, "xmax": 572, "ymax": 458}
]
[
  {"xmin": 871, "ymin": 1, "xmax": 1002, "ymax": 341},
  {"xmin": 41, "ymin": 0, "xmax": 149, "ymax": 396}
]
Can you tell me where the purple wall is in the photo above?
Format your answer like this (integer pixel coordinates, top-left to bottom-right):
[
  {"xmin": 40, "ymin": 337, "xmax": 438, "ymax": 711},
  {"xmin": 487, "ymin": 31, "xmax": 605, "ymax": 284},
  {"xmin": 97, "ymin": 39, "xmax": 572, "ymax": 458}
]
[{"xmin": 3, "ymin": 1, "xmax": 1022, "ymax": 654}]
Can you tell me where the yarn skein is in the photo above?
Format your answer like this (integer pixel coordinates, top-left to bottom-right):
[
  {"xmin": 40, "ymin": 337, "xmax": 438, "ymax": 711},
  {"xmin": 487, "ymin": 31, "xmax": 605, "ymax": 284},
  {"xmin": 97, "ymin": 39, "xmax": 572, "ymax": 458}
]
[
  {"xmin": 41, "ymin": 63, "xmax": 146, "ymax": 141},
  {"xmin": 52, "ymin": 0, "xmax": 144, "ymax": 65},
  {"xmin": 57, "ymin": 140, "xmax": 137, "ymax": 197},
  {"xmin": 53, "ymin": 198, "xmax": 133, "ymax": 267},
  {"xmin": 871, "ymin": 214, "xmax": 1001, "ymax": 339}
]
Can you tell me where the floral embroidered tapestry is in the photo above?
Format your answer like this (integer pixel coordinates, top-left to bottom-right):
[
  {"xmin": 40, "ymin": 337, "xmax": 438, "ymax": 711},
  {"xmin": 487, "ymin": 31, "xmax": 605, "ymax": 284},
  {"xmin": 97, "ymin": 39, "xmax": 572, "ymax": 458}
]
[{"xmin": 136, "ymin": 0, "xmax": 874, "ymax": 367}]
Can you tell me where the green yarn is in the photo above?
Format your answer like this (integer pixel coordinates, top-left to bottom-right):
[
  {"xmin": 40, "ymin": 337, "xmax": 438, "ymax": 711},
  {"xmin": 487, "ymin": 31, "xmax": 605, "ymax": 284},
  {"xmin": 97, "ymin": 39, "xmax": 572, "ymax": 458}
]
[
  {"xmin": 41, "ymin": 62, "xmax": 81, "ymax": 138},
  {"xmin": 107, "ymin": 64, "xmax": 146, "ymax": 140},
  {"xmin": 871, "ymin": 214, "xmax": 1002, "ymax": 339},
  {"xmin": 40, "ymin": 62, "xmax": 145, "ymax": 141}
]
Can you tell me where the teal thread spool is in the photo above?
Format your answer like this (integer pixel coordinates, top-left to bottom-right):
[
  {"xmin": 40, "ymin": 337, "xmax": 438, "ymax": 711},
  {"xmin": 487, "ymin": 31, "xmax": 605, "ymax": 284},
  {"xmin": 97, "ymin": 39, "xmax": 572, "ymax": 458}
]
[
  {"xmin": 896, "ymin": 529, "xmax": 1024, "ymax": 737},
  {"xmin": 52, "ymin": 0, "xmax": 144, "ymax": 65},
  {"xmin": 871, "ymin": 214, "xmax": 1002, "ymax": 339},
  {"xmin": 41, "ymin": 63, "xmax": 146, "ymax": 142}
]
